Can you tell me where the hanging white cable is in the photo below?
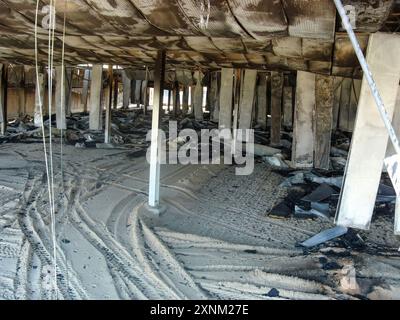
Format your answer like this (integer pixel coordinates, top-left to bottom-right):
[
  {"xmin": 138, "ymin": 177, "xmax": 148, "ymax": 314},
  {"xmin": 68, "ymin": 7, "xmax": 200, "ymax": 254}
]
[
  {"xmin": 46, "ymin": 0, "xmax": 58, "ymax": 299},
  {"xmin": 60, "ymin": 3, "xmax": 67, "ymax": 187},
  {"xmin": 34, "ymin": 0, "xmax": 57, "ymax": 299}
]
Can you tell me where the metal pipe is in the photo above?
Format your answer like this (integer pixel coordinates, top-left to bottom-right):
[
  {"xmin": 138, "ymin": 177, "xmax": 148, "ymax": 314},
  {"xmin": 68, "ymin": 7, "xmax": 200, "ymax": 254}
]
[{"xmin": 333, "ymin": 0, "xmax": 400, "ymax": 155}]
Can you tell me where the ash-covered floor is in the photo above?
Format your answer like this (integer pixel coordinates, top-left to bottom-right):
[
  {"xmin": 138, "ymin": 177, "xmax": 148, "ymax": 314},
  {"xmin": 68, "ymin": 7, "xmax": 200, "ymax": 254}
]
[{"xmin": 1, "ymin": 139, "xmax": 400, "ymax": 300}]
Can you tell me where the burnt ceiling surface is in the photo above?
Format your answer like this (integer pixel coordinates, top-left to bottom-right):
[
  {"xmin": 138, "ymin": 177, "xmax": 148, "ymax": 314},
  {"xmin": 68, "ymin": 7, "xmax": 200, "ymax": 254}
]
[{"xmin": 0, "ymin": 0, "xmax": 396, "ymax": 77}]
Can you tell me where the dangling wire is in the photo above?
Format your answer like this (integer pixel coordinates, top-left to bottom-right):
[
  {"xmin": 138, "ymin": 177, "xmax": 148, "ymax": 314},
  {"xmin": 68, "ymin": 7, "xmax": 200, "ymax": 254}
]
[
  {"xmin": 48, "ymin": 0, "xmax": 58, "ymax": 299},
  {"xmin": 60, "ymin": 1, "xmax": 67, "ymax": 188},
  {"xmin": 35, "ymin": 0, "xmax": 58, "ymax": 299}
]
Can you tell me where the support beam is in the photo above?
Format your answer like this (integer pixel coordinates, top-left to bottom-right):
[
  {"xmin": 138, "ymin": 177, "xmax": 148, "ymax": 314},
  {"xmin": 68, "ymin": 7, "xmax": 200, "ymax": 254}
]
[
  {"xmin": 182, "ymin": 85, "xmax": 189, "ymax": 115},
  {"xmin": 89, "ymin": 65, "xmax": 103, "ymax": 130},
  {"xmin": 113, "ymin": 77, "xmax": 118, "ymax": 109},
  {"xmin": 55, "ymin": 66, "xmax": 68, "ymax": 129},
  {"xmin": 105, "ymin": 65, "xmax": 113, "ymax": 144},
  {"xmin": 148, "ymin": 50, "xmax": 166, "ymax": 208},
  {"xmin": 283, "ymin": 85, "xmax": 293, "ymax": 128},
  {"xmin": 135, "ymin": 80, "xmax": 142, "ymax": 106},
  {"xmin": 338, "ymin": 78, "xmax": 352, "ymax": 132},
  {"xmin": 256, "ymin": 74, "xmax": 267, "ymax": 130},
  {"xmin": 336, "ymin": 33, "xmax": 400, "ymax": 230},
  {"xmin": 65, "ymin": 69, "xmax": 73, "ymax": 116},
  {"xmin": 17, "ymin": 66, "xmax": 26, "ymax": 117},
  {"xmin": 314, "ymin": 75, "xmax": 334, "ymax": 170},
  {"xmin": 218, "ymin": 68, "xmax": 234, "ymax": 129},
  {"xmin": 238, "ymin": 69, "xmax": 257, "ymax": 130},
  {"xmin": 81, "ymin": 69, "xmax": 90, "ymax": 113},
  {"xmin": 193, "ymin": 71, "xmax": 203, "ymax": 120},
  {"xmin": 332, "ymin": 77, "xmax": 343, "ymax": 130},
  {"xmin": 34, "ymin": 70, "xmax": 45, "ymax": 127},
  {"xmin": 292, "ymin": 71, "xmax": 315, "ymax": 168},
  {"xmin": 122, "ymin": 70, "xmax": 131, "ymax": 109},
  {"xmin": 172, "ymin": 82, "xmax": 180, "ymax": 117},
  {"xmin": 0, "ymin": 64, "xmax": 7, "ymax": 135},
  {"xmin": 131, "ymin": 80, "xmax": 136, "ymax": 106},
  {"xmin": 142, "ymin": 79, "xmax": 148, "ymax": 114},
  {"xmin": 270, "ymin": 72, "xmax": 283, "ymax": 146},
  {"xmin": 167, "ymin": 89, "xmax": 172, "ymax": 112},
  {"xmin": 211, "ymin": 72, "xmax": 220, "ymax": 122}
]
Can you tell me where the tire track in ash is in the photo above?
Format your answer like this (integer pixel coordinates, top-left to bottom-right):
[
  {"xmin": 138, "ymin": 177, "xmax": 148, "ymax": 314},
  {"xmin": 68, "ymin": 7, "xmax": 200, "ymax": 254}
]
[
  {"xmin": 17, "ymin": 167, "xmax": 88, "ymax": 300},
  {"xmin": 152, "ymin": 227, "xmax": 344, "ymax": 300}
]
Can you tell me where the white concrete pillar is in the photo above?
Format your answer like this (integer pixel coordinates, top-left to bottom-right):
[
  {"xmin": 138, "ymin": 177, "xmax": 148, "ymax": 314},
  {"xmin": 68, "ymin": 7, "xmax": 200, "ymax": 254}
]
[
  {"xmin": 270, "ymin": 72, "xmax": 283, "ymax": 145},
  {"xmin": 238, "ymin": 69, "xmax": 257, "ymax": 129},
  {"xmin": 89, "ymin": 65, "xmax": 103, "ymax": 130},
  {"xmin": 292, "ymin": 71, "xmax": 316, "ymax": 168},
  {"xmin": 219, "ymin": 68, "xmax": 234, "ymax": 129},
  {"xmin": 193, "ymin": 71, "xmax": 203, "ymax": 120},
  {"xmin": 55, "ymin": 66, "xmax": 68, "ymax": 129},
  {"xmin": 34, "ymin": 71, "xmax": 45, "ymax": 127},
  {"xmin": 148, "ymin": 50, "xmax": 165, "ymax": 209},
  {"xmin": 336, "ymin": 33, "xmax": 400, "ymax": 230},
  {"xmin": 314, "ymin": 74, "xmax": 334, "ymax": 170},
  {"xmin": 122, "ymin": 70, "xmax": 131, "ymax": 108}
]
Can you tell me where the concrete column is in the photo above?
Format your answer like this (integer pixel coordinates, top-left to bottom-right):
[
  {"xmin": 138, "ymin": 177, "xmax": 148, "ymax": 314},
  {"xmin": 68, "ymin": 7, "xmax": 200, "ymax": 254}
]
[
  {"xmin": 332, "ymin": 77, "xmax": 343, "ymax": 130},
  {"xmin": 167, "ymin": 89, "xmax": 172, "ymax": 112},
  {"xmin": 0, "ymin": 64, "xmax": 7, "ymax": 135},
  {"xmin": 89, "ymin": 65, "xmax": 103, "ymax": 130},
  {"xmin": 113, "ymin": 77, "xmax": 118, "ymax": 109},
  {"xmin": 65, "ymin": 69, "xmax": 73, "ymax": 116},
  {"xmin": 17, "ymin": 66, "xmax": 26, "ymax": 117},
  {"xmin": 130, "ymin": 80, "xmax": 136, "ymax": 106},
  {"xmin": 135, "ymin": 79, "xmax": 141, "ymax": 106},
  {"xmin": 81, "ymin": 69, "xmax": 90, "ymax": 113},
  {"xmin": 338, "ymin": 77, "xmax": 352, "ymax": 132},
  {"xmin": 314, "ymin": 75, "xmax": 334, "ymax": 170},
  {"xmin": 55, "ymin": 66, "xmax": 68, "ymax": 129},
  {"xmin": 270, "ymin": 72, "xmax": 283, "ymax": 145},
  {"xmin": 105, "ymin": 66, "xmax": 113, "ymax": 144},
  {"xmin": 283, "ymin": 85, "xmax": 293, "ymax": 128},
  {"xmin": 182, "ymin": 85, "xmax": 189, "ymax": 115},
  {"xmin": 219, "ymin": 68, "xmax": 234, "ymax": 129},
  {"xmin": 122, "ymin": 70, "xmax": 131, "ymax": 108},
  {"xmin": 238, "ymin": 69, "xmax": 257, "ymax": 129},
  {"xmin": 34, "ymin": 71, "xmax": 45, "ymax": 127},
  {"xmin": 292, "ymin": 71, "xmax": 315, "ymax": 168},
  {"xmin": 142, "ymin": 79, "xmax": 148, "ymax": 114},
  {"xmin": 348, "ymin": 79, "xmax": 361, "ymax": 131},
  {"xmin": 172, "ymin": 82, "xmax": 180, "ymax": 117},
  {"xmin": 148, "ymin": 50, "xmax": 166, "ymax": 209},
  {"xmin": 211, "ymin": 72, "xmax": 220, "ymax": 122},
  {"xmin": 256, "ymin": 74, "xmax": 267, "ymax": 130},
  {"xmin": 336, "ymin": 33, "xmax": 400, "ymax": 230},
  {"xmin": 193, "ymin": 71, "xmax": 203, "ymax": 120}
]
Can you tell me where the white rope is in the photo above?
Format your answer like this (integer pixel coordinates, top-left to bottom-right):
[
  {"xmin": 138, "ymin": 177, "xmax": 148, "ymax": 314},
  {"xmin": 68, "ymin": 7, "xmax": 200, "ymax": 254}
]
[
  {"xmin": 60, "ymin": 3, "xmax": 67, "ymax": 187},
  {"xmin": 34, "ymin": 0, "xmax": 58, "ymax": 299},
  {"xmin": 46, "ymin": 0, "xmax": 58, "ymax": 299}
]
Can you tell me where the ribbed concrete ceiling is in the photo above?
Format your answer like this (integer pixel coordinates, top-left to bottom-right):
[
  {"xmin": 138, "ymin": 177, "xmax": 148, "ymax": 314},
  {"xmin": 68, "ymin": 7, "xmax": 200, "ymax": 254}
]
[{"xmin": 0, "ymin": 0, "xmax": 395, "ymax": 77}]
